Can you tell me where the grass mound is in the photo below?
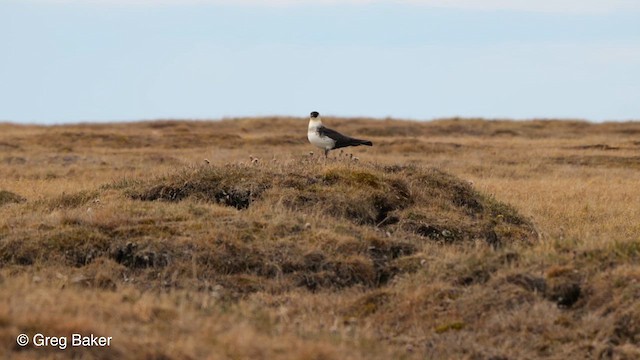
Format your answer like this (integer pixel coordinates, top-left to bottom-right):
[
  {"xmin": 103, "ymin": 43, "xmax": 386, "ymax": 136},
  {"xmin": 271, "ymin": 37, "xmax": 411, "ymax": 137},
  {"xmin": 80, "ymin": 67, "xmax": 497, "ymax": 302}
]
[
  {"xmin": 1, "ymin": 160, "xmax": 536, "ymax": 297},
  {"xmin": 106, "ymin": 160, "xmax": 537, "ymax": 294},
  {"xmin": 130, "ymin": 161, "xmax": 537, "ymax": 247}
]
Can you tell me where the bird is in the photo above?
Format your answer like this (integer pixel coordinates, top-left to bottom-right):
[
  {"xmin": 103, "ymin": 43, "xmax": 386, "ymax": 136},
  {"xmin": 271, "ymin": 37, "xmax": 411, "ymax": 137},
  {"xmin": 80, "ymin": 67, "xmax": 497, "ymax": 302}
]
[{"xmin": 307, "ymin": 111, "xmax": 373, "ymax": 158}]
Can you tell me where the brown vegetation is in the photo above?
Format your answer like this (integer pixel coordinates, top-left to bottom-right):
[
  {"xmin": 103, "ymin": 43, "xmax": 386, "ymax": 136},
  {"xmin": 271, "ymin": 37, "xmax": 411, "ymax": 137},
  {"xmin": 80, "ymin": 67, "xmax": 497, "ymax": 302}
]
[{"xmin": 1, "ymin": 117, "xmax": 640, "ymax": 359}]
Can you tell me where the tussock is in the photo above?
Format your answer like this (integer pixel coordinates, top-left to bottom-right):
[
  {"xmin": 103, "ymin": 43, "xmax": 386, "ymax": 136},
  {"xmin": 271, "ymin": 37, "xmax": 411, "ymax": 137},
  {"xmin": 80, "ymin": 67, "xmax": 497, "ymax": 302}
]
[
  {"xmin": 129, "ymin": 162, "xmax": 536, "ymax": 246},
  {"xmin": 47, "ymin": 190, "xmax": 100, "ymax": 210},
  {"xmin": 129, "ymin": 164, "xmax": 271, "ymax": 209}
]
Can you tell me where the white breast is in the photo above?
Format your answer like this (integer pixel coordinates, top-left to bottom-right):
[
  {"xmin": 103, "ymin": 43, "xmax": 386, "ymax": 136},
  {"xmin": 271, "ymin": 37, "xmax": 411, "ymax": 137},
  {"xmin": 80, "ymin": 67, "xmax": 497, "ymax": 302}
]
[{"xmin": 308, "ymin": 122, "xmax": 335, "ymax": 150}]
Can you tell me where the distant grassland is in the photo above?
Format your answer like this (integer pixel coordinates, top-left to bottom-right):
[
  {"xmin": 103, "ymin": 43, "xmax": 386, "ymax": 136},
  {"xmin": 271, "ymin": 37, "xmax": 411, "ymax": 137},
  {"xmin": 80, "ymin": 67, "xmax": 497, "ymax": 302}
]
[{"xmin": 1, "ymin": 117, "xmax": 640, "ymax": 359}]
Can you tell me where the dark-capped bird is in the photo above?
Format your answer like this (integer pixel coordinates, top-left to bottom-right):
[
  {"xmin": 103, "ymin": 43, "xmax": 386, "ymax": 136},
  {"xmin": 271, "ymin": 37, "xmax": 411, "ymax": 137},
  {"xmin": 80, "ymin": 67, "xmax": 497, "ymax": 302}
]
[{"xmin": 307, "ymin": 111, "xmax": 373, "ymax": 158}]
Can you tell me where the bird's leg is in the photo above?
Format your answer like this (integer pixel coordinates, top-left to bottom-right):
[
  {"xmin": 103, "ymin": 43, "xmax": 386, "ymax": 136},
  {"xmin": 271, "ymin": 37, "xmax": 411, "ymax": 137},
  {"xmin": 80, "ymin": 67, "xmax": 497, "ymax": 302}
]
[{"xmin": 322, "ymin": 149, "xmax": 330, "ymax": 165}]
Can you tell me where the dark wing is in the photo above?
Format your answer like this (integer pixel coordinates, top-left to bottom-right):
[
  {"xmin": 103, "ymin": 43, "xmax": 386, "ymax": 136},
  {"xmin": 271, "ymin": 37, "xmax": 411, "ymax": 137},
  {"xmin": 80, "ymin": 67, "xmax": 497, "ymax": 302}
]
[
  {"xmin": 319, "ymin": 126, "xmax": 372, "ymax": 149},
  {"xmin": 318, "ymin": 126, "xmax": 354, "ymax": 148}
]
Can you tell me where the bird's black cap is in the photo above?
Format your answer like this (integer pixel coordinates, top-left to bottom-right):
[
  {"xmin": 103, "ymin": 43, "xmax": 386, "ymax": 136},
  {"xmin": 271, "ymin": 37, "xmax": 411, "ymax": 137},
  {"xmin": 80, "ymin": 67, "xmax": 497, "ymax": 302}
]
[{"xmin": 310, "ymin": 111, "xmax": 319, "ymax": 118}]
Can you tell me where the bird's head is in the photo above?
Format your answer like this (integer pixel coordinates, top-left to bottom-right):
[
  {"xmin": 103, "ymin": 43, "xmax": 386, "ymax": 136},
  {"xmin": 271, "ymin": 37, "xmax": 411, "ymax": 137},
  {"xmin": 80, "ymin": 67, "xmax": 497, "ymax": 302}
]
[{"xmin": 309, "ymin": 111, "xmax": 322, "ymax": 125}]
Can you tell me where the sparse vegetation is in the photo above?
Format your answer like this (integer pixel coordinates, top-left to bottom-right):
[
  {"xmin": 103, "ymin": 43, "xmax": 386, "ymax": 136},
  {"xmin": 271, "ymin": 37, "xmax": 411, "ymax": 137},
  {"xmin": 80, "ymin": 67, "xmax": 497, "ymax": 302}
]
[{"xmin": 1, "ymin": 117, "xmax": 640, "ymax": 359}]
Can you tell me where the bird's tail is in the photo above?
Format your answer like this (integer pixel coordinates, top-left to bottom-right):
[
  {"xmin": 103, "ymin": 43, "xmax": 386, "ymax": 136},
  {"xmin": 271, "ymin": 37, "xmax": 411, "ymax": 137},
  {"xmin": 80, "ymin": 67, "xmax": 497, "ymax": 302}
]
[{"xmin": 350, "ymin": 138, "xmax": 373, "ymax": 147}]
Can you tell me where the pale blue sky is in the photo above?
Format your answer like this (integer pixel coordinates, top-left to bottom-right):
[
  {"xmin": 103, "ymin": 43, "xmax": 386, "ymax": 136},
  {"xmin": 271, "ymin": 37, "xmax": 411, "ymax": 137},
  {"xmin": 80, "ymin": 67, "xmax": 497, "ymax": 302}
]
[{"xmin": 1, "ymin": 0, "xmax": 639, "ymax": 123}]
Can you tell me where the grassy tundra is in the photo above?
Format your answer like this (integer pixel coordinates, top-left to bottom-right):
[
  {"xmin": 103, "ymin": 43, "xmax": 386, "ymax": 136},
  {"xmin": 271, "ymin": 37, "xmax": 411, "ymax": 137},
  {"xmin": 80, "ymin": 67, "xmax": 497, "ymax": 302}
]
[{"xmin": 1, "ymin": 117, "xmax": 640, "ymax": 359}]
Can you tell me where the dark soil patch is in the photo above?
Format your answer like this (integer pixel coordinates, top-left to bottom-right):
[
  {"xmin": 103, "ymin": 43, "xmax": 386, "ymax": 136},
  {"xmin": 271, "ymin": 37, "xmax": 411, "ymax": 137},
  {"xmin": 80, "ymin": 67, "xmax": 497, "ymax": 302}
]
[
  {"xmin": 2, "ymin": 156, "xmax": 26, "ymax": 165},
  {"xmin": 111, "ymin": 242, "xmax": 171, "ymax": 269},
  {"xmin": 569, "ymin": 144, "xmax": 620, "ymax": 151},
  {"xmin": 297, "ymin": 257, "xmax": 377, "ymax": 290},
  {"xmin": 0, "ymin": 190, "xmax": 26, "ymax": 207},
  {"xmin": 457, "ymin": 268, "xmax": 493, "ymax": 286},
  {"xmin": 552, "ymin": 155, "xmax": 640, "ymax": 169},
  {"xmin": 546, "ymin": 281, "xmax": 582, "ymax": 308},
  {"xmin": 505, "ymin": 272, "xmax": 582, "ymax": 308}
]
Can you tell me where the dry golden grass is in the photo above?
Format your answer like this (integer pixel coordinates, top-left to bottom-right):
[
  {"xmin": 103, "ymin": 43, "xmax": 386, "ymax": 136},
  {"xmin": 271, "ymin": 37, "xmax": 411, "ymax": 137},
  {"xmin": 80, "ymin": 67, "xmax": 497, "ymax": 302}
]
[{"xmin": 1, "ymin": 117, "xmax": 640, "ymax": 359}]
